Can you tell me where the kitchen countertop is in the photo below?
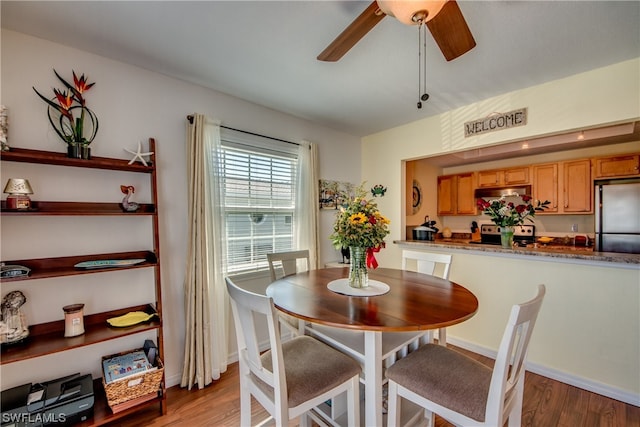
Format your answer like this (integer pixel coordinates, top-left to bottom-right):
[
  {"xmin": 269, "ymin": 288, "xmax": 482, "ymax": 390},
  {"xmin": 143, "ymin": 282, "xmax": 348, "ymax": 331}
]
[{"xmin": 394, "ymin": 239, "xmax": 640, "ymax": 266}]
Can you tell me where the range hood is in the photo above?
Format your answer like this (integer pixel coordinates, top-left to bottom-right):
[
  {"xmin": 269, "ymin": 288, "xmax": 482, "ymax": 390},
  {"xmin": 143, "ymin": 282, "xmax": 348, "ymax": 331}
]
[{"xmin": 474, "ymin": 185, "xmax": 532, "ymax": 199}]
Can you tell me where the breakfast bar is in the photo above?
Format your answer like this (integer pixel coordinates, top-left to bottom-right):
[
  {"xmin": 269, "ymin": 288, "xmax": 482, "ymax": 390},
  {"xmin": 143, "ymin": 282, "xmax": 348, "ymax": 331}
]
[
  {"xmin": 395, "ymin": 239, "xmax": 640, "ymax": 267},
  {"xmin": 389, "ymin": 238, "xmax": 640, "ymax": 406}
]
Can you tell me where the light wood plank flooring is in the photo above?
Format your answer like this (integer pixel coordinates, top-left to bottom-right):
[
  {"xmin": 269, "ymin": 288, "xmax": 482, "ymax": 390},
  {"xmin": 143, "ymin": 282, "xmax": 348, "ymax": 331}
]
[{"xmin": 106, "ymin": 345, "xmax": 639, "ymax": 427}]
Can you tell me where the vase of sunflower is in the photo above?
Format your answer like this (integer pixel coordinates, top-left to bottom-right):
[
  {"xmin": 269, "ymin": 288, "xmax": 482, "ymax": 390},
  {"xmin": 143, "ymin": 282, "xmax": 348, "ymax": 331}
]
[{"xmin": 330, "ymin": 184, "xmax": 390, "ymax": 288}]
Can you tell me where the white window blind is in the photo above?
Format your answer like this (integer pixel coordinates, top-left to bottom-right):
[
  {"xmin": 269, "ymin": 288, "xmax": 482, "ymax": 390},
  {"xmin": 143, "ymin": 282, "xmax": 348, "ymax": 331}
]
[{"xmin": 219, "ymin": 129, "xmax": 299, "ymax": 274}]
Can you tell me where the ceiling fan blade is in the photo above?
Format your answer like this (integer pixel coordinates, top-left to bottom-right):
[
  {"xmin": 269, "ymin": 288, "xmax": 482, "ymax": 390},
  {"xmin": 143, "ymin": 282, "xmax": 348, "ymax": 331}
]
[
  {"xmin": 426, "ymin": 0, "xmax": 476, "ymax": 61},
  {"xmin": 317, "ymin": 1, "xmax": 385, "ymax": 62}
]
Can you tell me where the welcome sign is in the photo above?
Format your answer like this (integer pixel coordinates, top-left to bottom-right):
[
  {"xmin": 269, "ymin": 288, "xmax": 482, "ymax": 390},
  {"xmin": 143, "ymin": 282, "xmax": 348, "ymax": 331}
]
[{"xmin": 464, "ymin": 108, "xmax": 527, "ymax": 137}]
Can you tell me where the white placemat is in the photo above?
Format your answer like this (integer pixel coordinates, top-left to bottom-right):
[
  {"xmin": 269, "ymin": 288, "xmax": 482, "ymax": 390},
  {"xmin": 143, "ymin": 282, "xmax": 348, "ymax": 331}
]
[{"xmin": 327, "ymin": 278, "xmax": 390, "ymax": 296}]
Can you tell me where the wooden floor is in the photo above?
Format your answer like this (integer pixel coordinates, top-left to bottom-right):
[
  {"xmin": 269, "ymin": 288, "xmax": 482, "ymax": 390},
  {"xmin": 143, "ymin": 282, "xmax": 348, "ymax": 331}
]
[{"xmin": 106, "ymin": 345, "xmax": 640, "ymax": 427}]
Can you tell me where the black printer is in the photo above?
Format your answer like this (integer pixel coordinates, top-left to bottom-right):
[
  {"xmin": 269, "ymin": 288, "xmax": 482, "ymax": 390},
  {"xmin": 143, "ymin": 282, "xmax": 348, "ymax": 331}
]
[{"xmin": 1, "ymin": 373, "xmax": 94, "ymax": 427}]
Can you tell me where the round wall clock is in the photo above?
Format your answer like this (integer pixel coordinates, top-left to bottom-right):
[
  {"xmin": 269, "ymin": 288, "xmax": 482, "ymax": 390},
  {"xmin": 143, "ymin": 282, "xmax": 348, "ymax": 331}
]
[{"xmin": 412, "ymin": 179, "xmax": 422, "ymax": 214}]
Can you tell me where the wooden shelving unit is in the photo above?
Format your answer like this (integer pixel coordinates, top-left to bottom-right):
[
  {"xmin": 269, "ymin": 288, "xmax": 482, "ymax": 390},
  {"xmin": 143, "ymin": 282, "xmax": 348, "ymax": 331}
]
[{"xmin": 0, "ymin": 139, "xmax": 166, "ymax": 424}]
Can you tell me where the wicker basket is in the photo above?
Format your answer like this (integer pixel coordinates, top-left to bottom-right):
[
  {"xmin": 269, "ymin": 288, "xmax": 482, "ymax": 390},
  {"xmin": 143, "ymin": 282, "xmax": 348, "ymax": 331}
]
[{"xmin": 101, "ymin": 348, "xmax": 164, "ymax": 408}]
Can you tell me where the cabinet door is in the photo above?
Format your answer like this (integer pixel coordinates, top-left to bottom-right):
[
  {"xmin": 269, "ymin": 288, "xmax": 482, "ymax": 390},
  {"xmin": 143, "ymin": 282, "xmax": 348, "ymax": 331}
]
[
  {"xmin": 563, "ymin": 159, "xmax": 592, "ymax": 213},
  {"xmin": 437, "ymin": 175, "xmax": 455, "ymax": 215},
  {"xmin": 456, "ymin": 173, "xmax": 476, "ymax": 214},
  {"xmin": 532, "ymin": 163, "xmax": 558, "ymax": 213},
  {"xmin": 504, "ymin": 167, "xmax": 530, "ymax": 185},
  {"xmin": 593, "ymin": 154, "xmax": 640, "ymax": 178},
  {"xmin": 477, "ymin": 170, "xmax": 501, "ymax": 187}
]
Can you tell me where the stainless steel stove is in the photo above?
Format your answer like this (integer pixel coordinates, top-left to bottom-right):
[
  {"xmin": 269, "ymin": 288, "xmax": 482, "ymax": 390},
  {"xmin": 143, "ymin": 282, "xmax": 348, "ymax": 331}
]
[{"xmin": 469, "ymin": 224, "xmax": 536, "ymax": 246}]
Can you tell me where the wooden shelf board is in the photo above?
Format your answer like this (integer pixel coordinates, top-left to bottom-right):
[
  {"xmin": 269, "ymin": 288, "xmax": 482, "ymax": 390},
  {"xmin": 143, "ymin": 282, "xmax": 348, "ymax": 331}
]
[
  {"xmin": 1, "ymin": 201, "xmax": 156, "ymax": 215},
  {"xmin": 77, "ymin": 378, "xmax": 165, "ymax": 426},
  {"xmin": 0, "ymin": 304, "xmax": 161, "ymax": 365},
  {"xmin": 1, "ymin": 251, "xmax": 157, "ymax": 283},
  {"xmin": 1, "ymin": 147, "xmax": 153, "ymax": 172}
]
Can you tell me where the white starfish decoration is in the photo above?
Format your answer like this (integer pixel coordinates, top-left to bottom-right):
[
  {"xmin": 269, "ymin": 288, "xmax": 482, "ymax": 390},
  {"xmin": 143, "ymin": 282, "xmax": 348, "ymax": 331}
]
[{"xmin": 124, "ymin": 141, "xmax": 154, "ymax": 166}]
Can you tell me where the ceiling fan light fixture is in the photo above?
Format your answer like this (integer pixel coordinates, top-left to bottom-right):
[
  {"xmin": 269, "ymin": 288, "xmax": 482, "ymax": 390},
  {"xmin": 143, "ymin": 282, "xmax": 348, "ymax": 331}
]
[{"xmin": 377, "ymin": 0, "xmax": 447, "ymax": 25}]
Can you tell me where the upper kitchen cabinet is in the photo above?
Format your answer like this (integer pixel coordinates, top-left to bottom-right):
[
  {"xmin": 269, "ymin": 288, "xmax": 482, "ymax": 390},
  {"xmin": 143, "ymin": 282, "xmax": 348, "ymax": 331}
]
[
  {"xmin": 532, "ymin": 163, "xmax": 559, "ymax": 213},
  {"xmin": 476, "ymin": 166, "xmax": 530, "ymax": 188},
  {"xmin": 593, "ymin": 153, "xmax": 640, "ymax": 179},
  {"xmin": 563, "ymin": 159, "xmax": 592, "ymax": 213},
  {"xmin": 533, "ymin": 159, "xmax": 592, "ymax": 214},
  {"xmin": 437, "ymin": 173, "xmax": 476, "ymax": 215}
]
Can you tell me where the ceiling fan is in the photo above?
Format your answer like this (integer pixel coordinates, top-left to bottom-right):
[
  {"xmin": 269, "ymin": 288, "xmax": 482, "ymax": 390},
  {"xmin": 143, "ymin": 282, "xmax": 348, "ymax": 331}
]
[{"xmin": 317, "ymin": 0, "xmax": 476, "ymax": 62}]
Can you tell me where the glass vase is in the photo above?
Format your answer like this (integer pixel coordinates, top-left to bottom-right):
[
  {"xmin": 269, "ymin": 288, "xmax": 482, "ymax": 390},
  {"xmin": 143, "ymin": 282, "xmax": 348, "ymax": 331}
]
[
  {"xmin": 67, "ymin": 144, "xmax": 91, "ymax": 160},
  {"xmin": 348, "ymin": 246, "xmax": 369, "ymax": 288},
  {"xmin": 500, "ymin": 226, "xmax": 514, "ymax": 248}
]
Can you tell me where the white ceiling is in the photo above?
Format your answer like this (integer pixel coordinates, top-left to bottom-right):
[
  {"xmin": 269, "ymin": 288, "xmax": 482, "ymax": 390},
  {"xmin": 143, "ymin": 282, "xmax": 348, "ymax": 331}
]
[{"xmin": 2, "ymin": 1, "xmax": 639, "ymax": 138}]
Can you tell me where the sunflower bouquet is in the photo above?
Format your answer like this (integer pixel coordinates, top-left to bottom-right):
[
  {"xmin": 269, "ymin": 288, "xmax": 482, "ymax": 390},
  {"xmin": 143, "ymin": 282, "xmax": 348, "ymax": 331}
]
[{"xmin": 330, "ymin": 184, "xmax": 390, "ymax": 273}]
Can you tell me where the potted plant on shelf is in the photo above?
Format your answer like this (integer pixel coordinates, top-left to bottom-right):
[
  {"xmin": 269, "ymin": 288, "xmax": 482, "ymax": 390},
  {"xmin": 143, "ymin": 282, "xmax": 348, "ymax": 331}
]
[{"xmin": 33, "ymin": 69, "xmax": 98, "ymax": 159}]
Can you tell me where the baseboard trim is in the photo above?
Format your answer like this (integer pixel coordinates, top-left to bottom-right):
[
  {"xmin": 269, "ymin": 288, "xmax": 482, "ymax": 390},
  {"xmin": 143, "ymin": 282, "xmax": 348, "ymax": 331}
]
[
  {"xmin": 446, "ymin": 336, "xmax": 640, "ymax": 407},
  {"xmin": 173, "ymin": 334, "xmax": 640, "ymax": 407}
]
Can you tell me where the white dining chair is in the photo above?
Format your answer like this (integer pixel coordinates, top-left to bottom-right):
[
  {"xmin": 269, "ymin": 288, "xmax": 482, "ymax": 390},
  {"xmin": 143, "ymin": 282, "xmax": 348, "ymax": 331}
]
[
  {"xmin": 386, "ymin": 284, "xmax": 546, "ymax": 427},
  {"xmin": 267, "ymin": 250, "xmax": 311, "ymax": 336},
  {"xmin": 267, "ymin": 249, "xmax": 310, "ymax": 282},
  {"xmin": 226, "ymin": 276, "xmax": 361, "ymax": 427},
  {"xmin": 401, "ymin": 250, "xmax": 453, "ymax": 347}
]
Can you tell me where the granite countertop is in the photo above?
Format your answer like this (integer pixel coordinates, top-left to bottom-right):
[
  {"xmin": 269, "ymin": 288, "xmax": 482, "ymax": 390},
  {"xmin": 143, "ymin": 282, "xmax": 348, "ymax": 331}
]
[{"xmin": 394, "ymin": 239, "xmax": 640, "ymax": 265}]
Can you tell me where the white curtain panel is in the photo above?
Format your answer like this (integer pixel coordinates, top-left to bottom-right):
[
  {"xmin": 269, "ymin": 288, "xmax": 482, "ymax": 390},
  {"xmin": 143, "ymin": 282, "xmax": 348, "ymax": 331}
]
[
  {"xmin": 296, "ymin": 141, "xmax": 320, "ymax": 269},
  {"xmin": 181, "ymin": 114, "xmax": 228, "ymax": 390}
]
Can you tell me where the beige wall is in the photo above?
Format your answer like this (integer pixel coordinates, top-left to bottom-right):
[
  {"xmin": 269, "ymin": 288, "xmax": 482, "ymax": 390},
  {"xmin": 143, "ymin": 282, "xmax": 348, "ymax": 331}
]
[
  {"xmin": 405, "ymin": 158, "xmax": 440, "ymax": 230},
  {"xmin": 0, "ymin": 29, "xmax": 361, "ymax": 390},
  {"xmin": 363, "ymin": 58, "xmax": 640, "ymax": 404}
]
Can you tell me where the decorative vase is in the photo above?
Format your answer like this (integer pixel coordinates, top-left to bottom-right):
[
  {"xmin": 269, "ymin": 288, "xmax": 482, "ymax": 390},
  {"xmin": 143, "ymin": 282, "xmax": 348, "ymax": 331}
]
[
  {"xmin": 500, "ymin": 226, "xmax": 514, "ymax": 248},
  {"xmin": 348, "ymin": 246, "xmax": 369, "ymax": 288},
  {"xmin": 67, "ymin": 144, "xmax": 91, "ymax": 160}
]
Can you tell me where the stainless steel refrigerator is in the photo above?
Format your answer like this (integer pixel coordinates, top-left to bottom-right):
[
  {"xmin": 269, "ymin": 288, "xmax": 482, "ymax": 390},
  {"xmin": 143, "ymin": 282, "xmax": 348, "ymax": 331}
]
[{"xmin": 595, "ymin": 179, "xmax": 640, "ymax": 254}]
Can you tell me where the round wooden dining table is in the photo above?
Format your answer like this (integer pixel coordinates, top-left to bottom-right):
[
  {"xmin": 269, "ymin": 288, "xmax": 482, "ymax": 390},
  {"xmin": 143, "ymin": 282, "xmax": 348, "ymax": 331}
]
[{"xmin": 266, "ymin": 267, "xmax": 479, "ymax": 427}]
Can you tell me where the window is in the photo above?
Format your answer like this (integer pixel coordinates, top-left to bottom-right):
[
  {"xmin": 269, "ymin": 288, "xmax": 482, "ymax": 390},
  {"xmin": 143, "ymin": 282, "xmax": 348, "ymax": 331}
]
[{"xmin": 218, "ymin": 129, "xmax": 299, "ymax": 274}]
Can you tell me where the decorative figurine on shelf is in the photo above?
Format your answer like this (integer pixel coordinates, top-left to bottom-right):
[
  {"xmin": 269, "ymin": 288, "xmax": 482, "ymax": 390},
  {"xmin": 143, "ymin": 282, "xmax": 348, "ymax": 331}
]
[
  {"xmin": 120, "ymin": 185, "xmax": 140, "ymax": 212},
  {"xmin": 371, "ymin": 184, "xmax": 387, "ymax": 197},
  {"xmin": 0, "ymin": 290, "xmax": 29, "ymax": 345},
  {"xmin": 1, "ymin": 105, "xmax": 9, "ymax": 151},
  {"xmin": 124, "ymin": 141, "xmax": 154, "ymax": 166}
]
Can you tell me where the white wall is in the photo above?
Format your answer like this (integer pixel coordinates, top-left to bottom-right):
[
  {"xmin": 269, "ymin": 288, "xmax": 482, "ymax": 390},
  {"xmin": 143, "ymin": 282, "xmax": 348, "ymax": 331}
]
[
  {"xmin": 362, "ymin": 58, "xmax": 640, "ymax": 404},
  {"xmin": 0, "ymin": 29, "xmax": 360, "ymax": 389}
]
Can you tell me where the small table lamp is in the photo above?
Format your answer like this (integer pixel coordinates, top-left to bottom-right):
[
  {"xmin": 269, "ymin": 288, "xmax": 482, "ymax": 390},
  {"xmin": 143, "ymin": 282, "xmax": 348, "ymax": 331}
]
[{"xmin": 3, "ymin": 178, "xmax": 34, "ymax": 210}]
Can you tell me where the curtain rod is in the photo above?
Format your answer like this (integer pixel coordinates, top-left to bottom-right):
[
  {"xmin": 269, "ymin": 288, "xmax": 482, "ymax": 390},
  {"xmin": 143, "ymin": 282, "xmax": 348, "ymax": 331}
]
[{"xmin": 186, "ymin": 115, "xmax": 299, "ymax": 146}]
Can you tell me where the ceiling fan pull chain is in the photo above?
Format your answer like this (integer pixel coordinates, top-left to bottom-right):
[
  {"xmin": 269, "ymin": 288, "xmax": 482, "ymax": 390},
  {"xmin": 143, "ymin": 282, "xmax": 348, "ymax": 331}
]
[
  {"xmin": 417, "ymin": 22, "xmax": 429, "ymax": 109},
  {"xmin": 421, "ymin": 22, "xmax": 429, "ymax": 104},
  {"xmin": 417, "ymin": 22, "xmax": 423, "ymax": 108}
]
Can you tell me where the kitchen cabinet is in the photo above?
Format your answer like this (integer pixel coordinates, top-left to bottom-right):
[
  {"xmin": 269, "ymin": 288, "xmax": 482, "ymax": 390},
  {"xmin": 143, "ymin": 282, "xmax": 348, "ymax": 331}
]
[
  {"xmin": 0, "ymin": 140, "xmax": 166, "ymax": 423},
  {"xmin": 532, "ymin": 159, "xmax": 592, "ymax": 214},
  {"xmin": 532, "ymin": 163, "xmax": 559, "ymax": 213},
  {"xmin": 437, "ymin": 172, "xmax": 476, "ymax": 215},
  {"xmin": 593, "ymin": 153, "xmax": 640, "ymax": 178},
  {"xmin": 476, "ymin": 166, "xmax": 530, "ymax": 188},
  {"xmin": 563, "ymin": 159, "xmax": 592, "ymax": 213}
]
